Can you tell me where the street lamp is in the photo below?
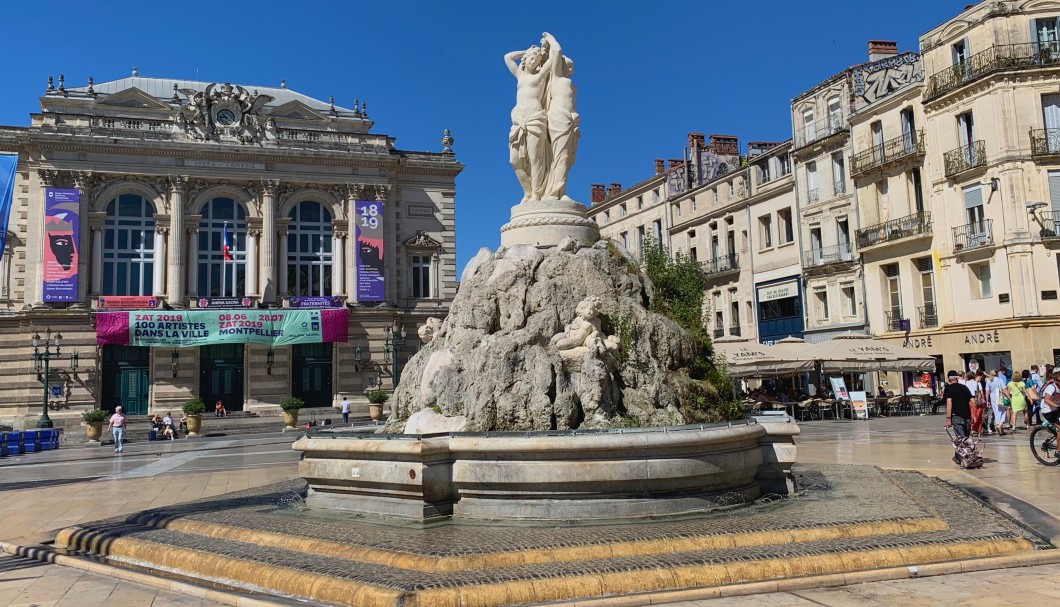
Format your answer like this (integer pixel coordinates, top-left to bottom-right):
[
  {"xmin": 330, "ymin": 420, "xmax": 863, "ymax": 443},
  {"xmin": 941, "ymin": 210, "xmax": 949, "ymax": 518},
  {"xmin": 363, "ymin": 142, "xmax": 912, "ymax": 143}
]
[
  {"xmin": 383, "ymin": 321, "xmax": 407, "ymax": 388},
  {"xmin": 30, "ymin": 328, "xmax": 63, "ymax": 429}
]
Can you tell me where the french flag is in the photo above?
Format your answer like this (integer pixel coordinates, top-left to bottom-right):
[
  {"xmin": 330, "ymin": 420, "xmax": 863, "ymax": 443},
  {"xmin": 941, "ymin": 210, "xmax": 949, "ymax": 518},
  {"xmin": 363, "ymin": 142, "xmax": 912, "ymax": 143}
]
[{"xmin": 222, "ymin": 223, "xmax": 233, "ymax": 261}]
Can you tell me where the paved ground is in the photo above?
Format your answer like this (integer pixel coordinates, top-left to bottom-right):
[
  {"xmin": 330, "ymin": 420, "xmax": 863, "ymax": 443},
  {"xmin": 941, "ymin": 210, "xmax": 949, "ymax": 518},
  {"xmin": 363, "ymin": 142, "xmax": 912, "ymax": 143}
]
[{"xmin": 1, "ymin": 415, "xmax": 1059, "ymax": 606}]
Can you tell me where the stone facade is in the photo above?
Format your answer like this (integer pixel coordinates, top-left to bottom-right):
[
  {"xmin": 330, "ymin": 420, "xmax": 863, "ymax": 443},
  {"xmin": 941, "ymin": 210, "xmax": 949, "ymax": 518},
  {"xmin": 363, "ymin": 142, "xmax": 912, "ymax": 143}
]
[{"xmin": 0, "ymin": 74, "xmax": 461, "ymax": 427}]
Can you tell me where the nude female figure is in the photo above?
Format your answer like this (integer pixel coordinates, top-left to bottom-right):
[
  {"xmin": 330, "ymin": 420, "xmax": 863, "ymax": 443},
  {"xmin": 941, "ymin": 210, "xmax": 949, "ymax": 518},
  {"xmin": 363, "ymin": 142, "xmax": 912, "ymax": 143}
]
[
  {"xmin": 505, "ymin": 34, "xmax": 556, "ymax": 203},
  {"xmin": 542, "ymin": 33, "xmax": 579, "ymax": 201}
]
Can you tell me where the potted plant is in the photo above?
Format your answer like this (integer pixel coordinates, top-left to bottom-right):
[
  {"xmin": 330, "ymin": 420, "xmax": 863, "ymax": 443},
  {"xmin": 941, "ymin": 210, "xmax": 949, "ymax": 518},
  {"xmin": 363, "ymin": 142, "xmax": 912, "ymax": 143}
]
[
  {"xmin": 366, "ymin": 389, "xmax": 389, "ymax": 421},
  {"xmin": 81, "ymin": 408, "xmax": 107, "ymax": 442},
  {"xmin": 280, "ymin": 396, "xmax": 304, "ymax": 429},
  {"xmin": 182, "ymin": 397, "xmax": 206, "ymax": 436}
]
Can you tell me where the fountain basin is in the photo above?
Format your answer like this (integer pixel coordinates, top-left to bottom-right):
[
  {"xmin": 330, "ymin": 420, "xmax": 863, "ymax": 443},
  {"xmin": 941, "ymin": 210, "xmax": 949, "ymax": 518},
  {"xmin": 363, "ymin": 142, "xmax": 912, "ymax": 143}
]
[{"xmin": 294, "ymin": 417, "xmax": 798, "ymax": 520}]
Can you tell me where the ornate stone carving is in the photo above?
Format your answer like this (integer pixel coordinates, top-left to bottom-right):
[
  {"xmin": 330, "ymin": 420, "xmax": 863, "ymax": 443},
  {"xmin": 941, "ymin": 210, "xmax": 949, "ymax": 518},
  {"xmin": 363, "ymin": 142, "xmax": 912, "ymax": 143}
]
[
  {"xmin": 37, "ymin": 169, "xmax": 61, "ymax": 186},
  {"xmin": 549, "ymin": 296, "xmax": 620, "ymax": 369},
  {"xmin": 403, "ymin": 230, "xmax": 442, "ymax": 249},
  {"xmin": 441, "ymin": 129, "xmax": 454, "ymax": 154},
  {"xmin": 374, "ymin": 184, "xmax": 390, "ymax": 201},
  {"xmin": 176, "ymin": 83, "xmax": 275, "ymax": 144},
  {"xmin": 417, "ymin": 317, "xmax": 444, "ymax": 343},
  {"xmin": 167, "ymin": 175, "xmax": 189, "ymax": 195},
  {"xmin": 346, "ymin": 183, "xmax": 366, "ymax": 201},
  {"xmin": 260, "ymin": 179, "xmax": 281, "ymax": 197}
]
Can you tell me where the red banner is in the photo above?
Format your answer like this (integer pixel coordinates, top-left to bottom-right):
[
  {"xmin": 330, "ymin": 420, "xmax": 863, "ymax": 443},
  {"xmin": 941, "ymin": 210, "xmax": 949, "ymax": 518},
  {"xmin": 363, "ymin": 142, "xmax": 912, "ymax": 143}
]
[{"xmin": 97, "ymin": 296, "xmax": 158, "ymax": 309}]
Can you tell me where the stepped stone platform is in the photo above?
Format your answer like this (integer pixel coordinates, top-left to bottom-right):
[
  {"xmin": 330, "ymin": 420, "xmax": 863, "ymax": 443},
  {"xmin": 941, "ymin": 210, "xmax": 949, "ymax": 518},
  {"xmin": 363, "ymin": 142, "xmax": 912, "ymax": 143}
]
[{"xmin": 54, "ymin": 464, "xmax": 1050, "ymax": 607}]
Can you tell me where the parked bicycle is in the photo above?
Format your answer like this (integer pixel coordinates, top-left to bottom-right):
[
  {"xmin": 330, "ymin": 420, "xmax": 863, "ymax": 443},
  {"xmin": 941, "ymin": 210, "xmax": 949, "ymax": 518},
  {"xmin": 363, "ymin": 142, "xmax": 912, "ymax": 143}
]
[{"xmin": 1029, "ymin": 419, "xmax": 1060, "ymax": 466}]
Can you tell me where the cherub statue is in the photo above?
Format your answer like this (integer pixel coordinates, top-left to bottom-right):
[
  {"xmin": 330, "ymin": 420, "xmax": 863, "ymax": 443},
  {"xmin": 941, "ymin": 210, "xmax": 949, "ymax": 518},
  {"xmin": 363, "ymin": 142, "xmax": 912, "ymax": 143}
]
[
  {"xmin": 550, "ymin": 296, "xmax": 620, "ymax": 364},
  {"xmin": 417, "ymin": 317, "xmax": 444, "ymax": 344}
]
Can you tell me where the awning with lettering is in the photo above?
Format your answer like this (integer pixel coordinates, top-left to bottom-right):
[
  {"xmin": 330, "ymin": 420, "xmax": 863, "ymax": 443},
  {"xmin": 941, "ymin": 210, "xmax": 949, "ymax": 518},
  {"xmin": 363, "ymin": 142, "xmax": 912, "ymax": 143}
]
[
  {"xmin": 712, "ymin": 338, "xmax": 814, "ymax": 377},
  {"xmin": 807, "ymin": 332, "xmax": 935, "ymax": 373}
]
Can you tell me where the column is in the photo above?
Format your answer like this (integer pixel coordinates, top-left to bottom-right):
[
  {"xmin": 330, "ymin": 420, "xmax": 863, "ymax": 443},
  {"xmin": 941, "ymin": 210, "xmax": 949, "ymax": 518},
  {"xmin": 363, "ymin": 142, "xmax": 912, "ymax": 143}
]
[
  {"xmin": 260, "ymin": 180, "xmax": 279, "ymax": 303},
  {"xmin": 153, "ymin": 227, "xmax": 168, "ymax": 296},
  {"xmin": 431, "ymin": 252, "xmax": 440, "ymax": 299},
  {"xmin": 333, "ymin": 232, "xmax": 345, "ymax": 296},
  {"xmin": 346, "ymin": 184, "xmax": 363, "ymax": 302},
  {"xmin": 91, "ymin": 225, "xmax": 103, "ymax": 295},
  {"xmin": 186, "ymin": 226, "xmax": 198, "ymax": 297},
  {"xmin": 167, "ymin": 176, "xmax": 187, "ymax": 305},
  {"xmin": 246, "ymin": 229, "xmax": 259, "ymax": 298},
  {"xmin": 277, "ymin": 227, "xmax": 288, "ymax": 298}
]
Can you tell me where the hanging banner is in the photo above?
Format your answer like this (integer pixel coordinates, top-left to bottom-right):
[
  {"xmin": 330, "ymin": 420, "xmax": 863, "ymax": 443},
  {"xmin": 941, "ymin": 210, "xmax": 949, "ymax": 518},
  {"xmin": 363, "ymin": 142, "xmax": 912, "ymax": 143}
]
[
  {"xmin": 98, "ymin": 296, "xmax": 158, "ymax": 310},
  {"xmin": 196, "ymin": 296, "xmax": 254, "ymax": 309},
  {"xmin": 43, "ymin": 187, "xmax": 80, "ymax": 302},
  {"xmin": 0, "ymin": 155, "xmax": 17, "ymax": 262},
  {"xmin": 289, "ymin": 296, "xmax": 344, "ymax": 308},
  {"xmin": 355, "ymin": 199, "xmax": 385, "ymax": 301},
  {"xmin": 96, "ymin": 308, "xmax": 349, "ymax": 347}
]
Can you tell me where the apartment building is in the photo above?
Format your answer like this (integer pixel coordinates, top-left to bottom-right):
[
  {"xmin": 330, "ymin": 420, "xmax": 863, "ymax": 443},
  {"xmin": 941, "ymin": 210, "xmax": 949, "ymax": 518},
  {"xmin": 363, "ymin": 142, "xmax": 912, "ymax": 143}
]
[{"xmin": 589, "ymin": 168, "xmax": 668, "ymax": 257}]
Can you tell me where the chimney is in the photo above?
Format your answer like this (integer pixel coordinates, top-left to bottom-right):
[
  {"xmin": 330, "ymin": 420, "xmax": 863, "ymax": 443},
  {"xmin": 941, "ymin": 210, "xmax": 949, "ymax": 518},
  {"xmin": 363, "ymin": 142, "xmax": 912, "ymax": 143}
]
[
  {"xmin": 687, "ymin": 132, "xmax": 706, "ymax": 150},
  {"xmin": 608, "ymin": 182, "xmax": 622, "ymax": 197},
  {"xmin": 668, "ymin": 158, "xmax": 685, "ymax": 170},
  {"xmin": 654, "ymin": 159, "xmax": 666, "ymax": 175},
  {"xmin": 868, "ymin": 40, "xmax": 898, "ymax": 62},
  {"xmin": 710, "ymin": 134, "xmax": 739, "ymax": 156},
  {"xmin": 590, "ymin": 184, "xmax": 606, "ymax": 203}
]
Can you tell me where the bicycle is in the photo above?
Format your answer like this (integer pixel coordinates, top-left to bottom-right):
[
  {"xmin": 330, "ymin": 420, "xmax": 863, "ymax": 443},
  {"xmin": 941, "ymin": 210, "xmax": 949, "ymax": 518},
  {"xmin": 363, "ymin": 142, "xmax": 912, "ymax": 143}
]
[{"xmin": 1029, "ymin": 420, "xmax": 1060, "ymax": 466}]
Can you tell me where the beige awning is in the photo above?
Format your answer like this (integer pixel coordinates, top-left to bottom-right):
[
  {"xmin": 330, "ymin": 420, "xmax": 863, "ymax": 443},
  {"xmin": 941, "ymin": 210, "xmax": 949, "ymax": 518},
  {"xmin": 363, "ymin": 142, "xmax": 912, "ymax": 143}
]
[
  {"xmin": 712, "ymin": 338, "xmax": 815, "ymax": 377},
  {"xmin": 806, "ymin": 332, "xmax": 936, "ymax": 373}
]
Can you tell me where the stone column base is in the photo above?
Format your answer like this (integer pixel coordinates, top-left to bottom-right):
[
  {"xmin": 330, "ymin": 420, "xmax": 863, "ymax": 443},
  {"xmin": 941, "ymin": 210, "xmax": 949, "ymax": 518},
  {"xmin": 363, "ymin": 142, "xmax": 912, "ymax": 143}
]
[{"xmin": 500, "ymin": 199, "xmax": 599, "ymax": 248}]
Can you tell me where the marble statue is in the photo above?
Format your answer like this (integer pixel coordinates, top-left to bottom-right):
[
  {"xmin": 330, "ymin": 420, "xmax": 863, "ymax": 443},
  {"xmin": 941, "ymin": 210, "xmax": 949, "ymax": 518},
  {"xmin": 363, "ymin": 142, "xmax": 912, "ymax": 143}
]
[
  {"xmin": 506, "ymin": 32, "xmax": 579, "ymax": 203},
  {"xmin": 417, "ymin": 317, "xmax": 443, "ymax": 344},
  {"xmin": 550, "ymin": 296, "xmax": 620, "ymax": 365}
]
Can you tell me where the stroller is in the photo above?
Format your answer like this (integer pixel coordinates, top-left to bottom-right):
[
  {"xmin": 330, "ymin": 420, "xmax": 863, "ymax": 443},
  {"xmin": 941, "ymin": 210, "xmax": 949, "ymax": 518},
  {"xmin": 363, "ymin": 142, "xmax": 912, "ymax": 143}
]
[{"xmin": 947, "ymin": 428, "xmax": 985, "ymax": 469}]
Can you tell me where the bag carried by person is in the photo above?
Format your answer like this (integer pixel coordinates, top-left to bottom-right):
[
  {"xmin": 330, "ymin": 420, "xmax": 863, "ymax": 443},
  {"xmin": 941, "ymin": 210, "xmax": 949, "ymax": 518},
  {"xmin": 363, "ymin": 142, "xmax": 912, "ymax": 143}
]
[
  {"xmin": 1026, "ymin": 383, "xmax": 1040, "ymax": 401},
  {"xmin": 947, "ymin": 428, "xmax": 984, "ymax": 469}
]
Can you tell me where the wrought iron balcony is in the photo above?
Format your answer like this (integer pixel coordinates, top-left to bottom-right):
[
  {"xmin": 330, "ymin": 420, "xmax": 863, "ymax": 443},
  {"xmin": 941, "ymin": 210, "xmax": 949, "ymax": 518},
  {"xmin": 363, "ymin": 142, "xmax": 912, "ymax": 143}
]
[
  {"xmin": 952, "ymin": 219, "xmax": 993, "ymax": 252},
  {"xmin": 1031, "ymin": 128, "xmax": 1060, "ymax": 157},
  {"xmin": 833, "ymin": 179, "xmax": 847, "ymax": 195},
  {"xmin": 943, "ymin": 140, "xmax": 986, "ymax": 177},
  {"xmin": 803, "ymin": 244, "xmax": 854, "ymax": 269},
  {"xmin": 851, "ymin": 131, "xmax": 925, "ymax": 177},
  {"xmin": 926, "ymin": 42, "xmax": 1060, "ymax": 100},
  {"xmin": 728, "ymin": 325, "xmax": 742, "ymax": 337},
  {"xmin": 1036, "ymin": 210, "xmax": 1060, "ymax": 240},
  {"xmin": 918, "ymin": 305, "xmax": 938, "ymax": 329},
  {"xmin": 855, "ymin": 212, "xmax": 932, "ymax": 249},
  {"xmin": 806, "ymin": 188, "xmax": 820, "ymax": 203},
  {"xmin": 884, "ymin": 310, "xmax": 904, "ymax": 332},
  {"xmin": 702, "ymin": 253, "xmax": 739, "ymax": 276},
  {"xmin": 794, "ymin": 115, "xmax": 846, "ymax": 148}
]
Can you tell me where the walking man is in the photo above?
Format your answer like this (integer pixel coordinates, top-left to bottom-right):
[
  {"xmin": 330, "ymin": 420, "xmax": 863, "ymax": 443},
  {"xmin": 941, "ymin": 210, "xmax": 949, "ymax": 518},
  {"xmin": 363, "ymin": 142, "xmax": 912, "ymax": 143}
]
[
  {"xmin": 340, "ymin": 395, "xmax": 350, "ymax": 424},
  {"xmin": 944, "ymin": 370, "xmax": 973, "ymax": 465},
  {"xmin": 108, "ymin": 406, "xmax": 126, "ymax": 454}
]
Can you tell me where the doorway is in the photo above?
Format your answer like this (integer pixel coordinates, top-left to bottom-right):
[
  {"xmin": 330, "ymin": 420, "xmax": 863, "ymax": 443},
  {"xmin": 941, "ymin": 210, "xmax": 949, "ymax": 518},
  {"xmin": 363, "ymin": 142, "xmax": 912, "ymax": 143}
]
[
  {"xmin": 199, "ymin": 344, "xmax": 245, "ymax": 412},
  {"xmin": 101, "ymin": 345, "xmax": 150, "ymax": 415},
  {"xmin": 292, "ymin": 343, "xmax": 333, "ymax": 408}
]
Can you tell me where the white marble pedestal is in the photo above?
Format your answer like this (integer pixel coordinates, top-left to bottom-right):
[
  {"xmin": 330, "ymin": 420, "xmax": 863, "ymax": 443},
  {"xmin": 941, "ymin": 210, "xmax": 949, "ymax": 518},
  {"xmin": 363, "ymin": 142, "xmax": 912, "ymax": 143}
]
[{"xmin": 499, "ymin": 199, "xmax": 600, "ymax": 248}]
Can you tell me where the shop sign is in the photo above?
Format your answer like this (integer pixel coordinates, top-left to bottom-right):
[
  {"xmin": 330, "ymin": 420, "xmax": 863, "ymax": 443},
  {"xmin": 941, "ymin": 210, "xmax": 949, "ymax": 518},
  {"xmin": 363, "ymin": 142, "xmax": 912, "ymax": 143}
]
[
  {"xmin": 197, "ymin": 297, "xmax": 253, "ymax": 309},
  {"xmin": 288, "ymin": 296, "xmax": 344, "ymax": 309},
  {"xmin": 355, "ymin": 199, "xmax": 385, "ymax": 302},
  {"xmin": 829, "ymin": 376, "xmax": 849, "ymax": 401},
  {"xmin": 757, "ymin": 280, "xmax": 798, "ymax": 302},
  {"xmin": 98, "ymin": 296, "xmax": 158, "ymax": 309},
  {"xmin": 905, "ymin": 336, "xmax": 933, "ymax": 349},
  {"xmin": 850, "ymin": 391, "xmax": 869, "ymax": 420},
  {"xmin": 963, "ymin": 330, "xmax": 1001, "ymax": 346},
  {"xmin": 95, "ymin": 309, "xmax": 349, "ymax": 348},
  {"xmin": 42, "ymin": 188, "xmax": 80, "ymax": 302}
]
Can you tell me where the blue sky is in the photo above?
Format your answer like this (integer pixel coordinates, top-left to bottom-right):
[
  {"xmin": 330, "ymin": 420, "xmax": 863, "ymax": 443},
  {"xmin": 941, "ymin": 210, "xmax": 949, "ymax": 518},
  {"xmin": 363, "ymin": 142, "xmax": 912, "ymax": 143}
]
[{"xmin": 0, "ymin": 1, "xmax": 964, "ymax": 270}]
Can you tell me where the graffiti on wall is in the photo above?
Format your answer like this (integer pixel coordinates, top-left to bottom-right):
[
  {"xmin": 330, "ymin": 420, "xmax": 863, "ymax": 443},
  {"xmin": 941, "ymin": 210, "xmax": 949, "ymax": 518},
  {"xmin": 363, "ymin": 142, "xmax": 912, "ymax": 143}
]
[{"xmin": 852, "ymin": 53, "xmax": 923, "ymax": 111}]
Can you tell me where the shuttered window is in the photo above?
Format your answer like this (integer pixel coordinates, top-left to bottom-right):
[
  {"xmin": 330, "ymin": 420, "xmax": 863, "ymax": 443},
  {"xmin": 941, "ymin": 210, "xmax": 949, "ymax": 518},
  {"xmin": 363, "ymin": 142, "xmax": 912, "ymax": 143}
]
[{"xmin": 1048, "ymin": 171, "xmax": 1060, "ymax": 214}]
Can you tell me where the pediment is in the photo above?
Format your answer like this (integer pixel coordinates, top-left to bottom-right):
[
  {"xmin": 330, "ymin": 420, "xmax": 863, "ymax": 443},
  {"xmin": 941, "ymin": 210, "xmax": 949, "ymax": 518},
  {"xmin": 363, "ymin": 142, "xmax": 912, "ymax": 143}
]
[
  {"xmin": 1023, "ymin": 0, "xmax": 1060, "ymax": 13},
  {"xmin": 267, "ymin": 100, "xmax": 326, "ymax": 121},
  {"xmin": 96, "ymin": 87, "xmax": 172, "ymax": 110},
  {"xmin": 403, "ymin": 230, "xmax": 442, "ymax": 249}
]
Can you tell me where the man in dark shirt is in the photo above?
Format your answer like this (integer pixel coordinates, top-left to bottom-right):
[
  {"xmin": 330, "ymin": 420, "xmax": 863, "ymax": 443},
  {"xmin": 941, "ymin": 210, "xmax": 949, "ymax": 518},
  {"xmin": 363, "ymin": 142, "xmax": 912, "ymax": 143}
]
[{"xmin": 944, "ymin": 370, "xmax": 973, "ymax": 465}]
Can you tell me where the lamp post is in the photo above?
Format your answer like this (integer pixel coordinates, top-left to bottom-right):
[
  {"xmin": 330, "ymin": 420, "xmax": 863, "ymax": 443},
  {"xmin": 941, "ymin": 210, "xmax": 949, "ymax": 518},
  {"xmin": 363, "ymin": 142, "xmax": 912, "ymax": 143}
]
[
  {"xmin": 31, "ymin": 328, "xmax": 64, "ymax": 429},
  {"xmin": 383, "ymin": 321, "xmax": 406, "ymax": 389}
]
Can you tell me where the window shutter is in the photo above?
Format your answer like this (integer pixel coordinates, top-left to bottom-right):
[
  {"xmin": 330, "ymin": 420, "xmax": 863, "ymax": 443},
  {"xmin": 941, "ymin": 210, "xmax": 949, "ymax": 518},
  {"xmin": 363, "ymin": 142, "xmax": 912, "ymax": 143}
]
[
  {"xmin": 1048, "ymin": 171, "xmax": 1060, "ymax": 213},
  {"xmin": 884, "ymin": 263, "xmax": 899, "ymax": 278},
  {"xmin": 963, "ymin": 185, "xmax": 983, "ymax": 209}
]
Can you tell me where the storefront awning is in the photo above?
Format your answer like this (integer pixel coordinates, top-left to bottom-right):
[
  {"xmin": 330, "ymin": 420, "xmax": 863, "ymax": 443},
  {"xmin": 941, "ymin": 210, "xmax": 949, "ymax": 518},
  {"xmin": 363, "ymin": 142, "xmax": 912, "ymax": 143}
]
[
  {"xmin": 713, "ymin": 338, "xmax": 815, "ymax": 378},
  {"xmin": 807, "ymin": 332, "xmax": 936, "ymax": 373}
]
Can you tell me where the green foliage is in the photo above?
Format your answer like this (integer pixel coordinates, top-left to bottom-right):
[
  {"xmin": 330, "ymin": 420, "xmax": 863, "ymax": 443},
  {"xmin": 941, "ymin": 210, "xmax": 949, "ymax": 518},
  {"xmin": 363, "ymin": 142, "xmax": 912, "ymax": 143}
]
[
  {"xmin": 182, "ymin": 398, "xmax": 206, "ymax": 415},
  {"xmin": 641, "ymin": 237, "xmax": 711, "ymax": 345},
  {"xmin": 430, "ymin": 405, "xmax": 442, "ymax": 414},
  {"xmin": 81, "ymin": 408, "xmax": 107, "ymax": 423},
  {"xmin": 366, "ymin": 389, "xmax": 389, "ymax": 405},
  {"xmin": 279, "ymin": 396, "xmax": 304, "ymax": 411},
  {"xmin": 611, "ymin": 414, "xmax": 642, "ymax": 428}
]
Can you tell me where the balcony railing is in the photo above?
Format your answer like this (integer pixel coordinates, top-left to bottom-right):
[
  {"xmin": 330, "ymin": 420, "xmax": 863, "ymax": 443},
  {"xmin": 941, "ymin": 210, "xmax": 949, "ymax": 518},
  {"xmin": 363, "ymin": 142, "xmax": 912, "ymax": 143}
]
[
  {"xmin": 833, "ymin": 179, "xmax": 847, "ymax": 195},
  {"xmin": 728, "ymin": 325, "xmax": 742, "ymax": 337},
  {"xmin": 851, "ymin": 131, "xmax": 925, "ymax": 176},
  {"xmin": 1037, "ymin": 210, "xmax": 1060, "ymax": 239},
  {"xmin": 855, "ymin": 211, "xmax": 932, "ymax": 249},
  {"xmin": 884, "ymin": 310, "xmax": 904, "ymax": 332},
  {"xmin": 918, "ymin": 305, "xmax": 938, "ymax": 329},
  {"xmin": 1031, "ymin": 128, "xmax": 1060, "ymax": 157},
  {"xmin": 804, "ymin": 244, "xmax": 854, "ymax": 268},
  {"xmin": 806, "ymin": 188, "xmax": 820, "ymax": 203},
  {"xmin": 702, "ymin": 253, "xmax": 739, "ymax": 276},
  {"xmin": 926, "ymin": 42, "xmax": 1060, "ymax": 100},
  {"xmin": 795, "ymin": 114, "xmax": 846, "ymax": 148},
  {"xmin": 952, "ymin": 219, "xmax": 993, "ymax": 252},
  {"xmin": 943, "ymin": 140, "xmax": 986, "ymax": 177}
]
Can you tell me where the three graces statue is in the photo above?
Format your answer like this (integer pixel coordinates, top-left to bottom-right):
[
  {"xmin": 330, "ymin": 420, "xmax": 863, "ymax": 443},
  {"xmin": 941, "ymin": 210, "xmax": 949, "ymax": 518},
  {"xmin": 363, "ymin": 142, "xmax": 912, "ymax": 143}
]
[{"xmin": 506, "ymin": 32, "xmax": 579, "ymax": 203}]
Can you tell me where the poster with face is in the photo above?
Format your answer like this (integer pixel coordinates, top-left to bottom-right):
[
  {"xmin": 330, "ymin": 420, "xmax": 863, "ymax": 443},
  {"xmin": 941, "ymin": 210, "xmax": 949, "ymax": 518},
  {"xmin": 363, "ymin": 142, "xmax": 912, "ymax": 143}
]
[
  {"xmin": 43, "ymin": 188, "xmax": 80, "ymax": 302},
  {"xmin": 355, "ymin": 199, "xmax": 384, "ymax": 301}
]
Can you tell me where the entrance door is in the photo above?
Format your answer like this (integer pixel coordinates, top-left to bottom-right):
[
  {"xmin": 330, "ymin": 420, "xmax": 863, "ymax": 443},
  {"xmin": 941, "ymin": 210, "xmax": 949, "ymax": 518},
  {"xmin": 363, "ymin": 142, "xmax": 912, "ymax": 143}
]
[
  {"xmin": 199, "ymin": 344, "xmax": 245, "ymax": 412},
  {"xmin": 101, "ymin": 346, "xmax": 150, "ymax": 415},
  {"xmin": 292, "ymin": 343, "xmax": 333, "ymax": 408}
]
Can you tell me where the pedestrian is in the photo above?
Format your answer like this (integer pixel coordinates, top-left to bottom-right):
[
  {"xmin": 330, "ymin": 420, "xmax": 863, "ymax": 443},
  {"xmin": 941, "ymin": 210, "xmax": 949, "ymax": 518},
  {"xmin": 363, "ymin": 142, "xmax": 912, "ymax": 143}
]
[
  {"xmin": 964, "ymin": 372, "xmax": 983, "ymax": 436},
  {"xmin": 340, "ymin": 395, "xmax": 350, "ymax": 424},
  {"xmin": 1041, "ymin": 369, "xmax": 1060, "ymax": 426},
  {"xmin": 976, "ymin": 371, "xmax": 992, "ymax": 434},
  {"xmin": 944, "ymin": 370, "xmax": 973, "ymax": 465},
  {"xmin": 1027, "ymin": 367, "xmax": 1043, "ymax": 425},
  {"xmin": 986, "ymin": 370, "xmax": 1006, "ymax": 436},
  {"xmin": 214, "ymin": 400, "xmax": 227, "ymax": 418},
  {"xmin": 162, "ymin": 411, "xmax": 175, "ymax": 440},
  {"xmin": 109, "ymin": 405, "xmax": 126, "ymax": 454},
  {"xmin": 1005, "ymin": 371, "xmax": 1029, "ymax": 430}
]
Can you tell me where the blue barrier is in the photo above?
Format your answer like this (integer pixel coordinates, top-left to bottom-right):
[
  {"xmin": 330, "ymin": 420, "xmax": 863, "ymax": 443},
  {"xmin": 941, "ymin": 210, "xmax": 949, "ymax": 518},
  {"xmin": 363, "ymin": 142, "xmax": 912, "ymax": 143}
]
[{"xmin": 22, "ymin": 430, "xmax": 40, "ymax": 453}]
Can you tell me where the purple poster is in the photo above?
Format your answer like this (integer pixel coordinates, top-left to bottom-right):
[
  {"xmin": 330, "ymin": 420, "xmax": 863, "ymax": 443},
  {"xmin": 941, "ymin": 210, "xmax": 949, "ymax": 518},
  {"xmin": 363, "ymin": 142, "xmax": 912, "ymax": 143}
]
[
  {"xmin": 43, "ymin": 188, "xmax": 80, "ymax": 302},
  {"xmin": 355, "ymin": 199, "xmax": 384, "ymax": 301}
]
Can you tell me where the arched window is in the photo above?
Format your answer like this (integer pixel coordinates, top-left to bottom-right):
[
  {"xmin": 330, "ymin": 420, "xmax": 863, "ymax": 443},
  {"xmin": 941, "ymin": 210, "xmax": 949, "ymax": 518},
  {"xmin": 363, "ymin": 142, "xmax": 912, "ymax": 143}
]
[
  {"xmin": 102, "ymin": 194, "xmax": 155, "ymax": 295},
  {"xmin": 197, "ymin": 197, "xmax": 247, "ymax": 297},
  {"xmin": 287, "ymin": 201, "xmax": 332, "ymax": 296}
]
